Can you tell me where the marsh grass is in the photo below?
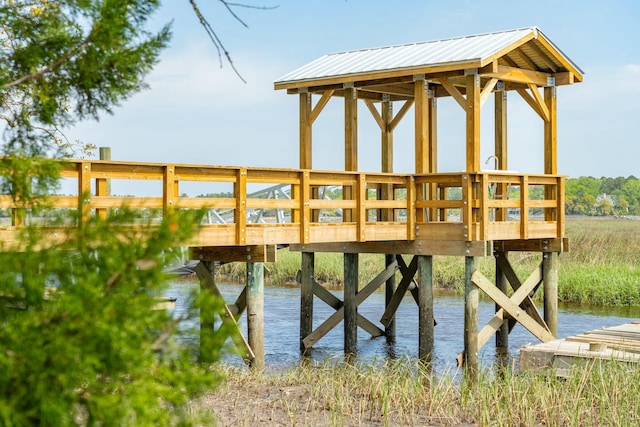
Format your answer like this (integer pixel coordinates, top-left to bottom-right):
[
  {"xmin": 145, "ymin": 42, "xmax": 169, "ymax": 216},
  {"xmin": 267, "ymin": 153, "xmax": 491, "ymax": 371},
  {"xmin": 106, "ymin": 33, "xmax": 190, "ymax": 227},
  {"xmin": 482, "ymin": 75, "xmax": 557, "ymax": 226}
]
[
  {"xmin": 216, "ymin": 218, "xmax": 640, "ymax": 306},
  {"xmin": 202, "ymin": 359, "xmax": 640, "ymax": 426}
]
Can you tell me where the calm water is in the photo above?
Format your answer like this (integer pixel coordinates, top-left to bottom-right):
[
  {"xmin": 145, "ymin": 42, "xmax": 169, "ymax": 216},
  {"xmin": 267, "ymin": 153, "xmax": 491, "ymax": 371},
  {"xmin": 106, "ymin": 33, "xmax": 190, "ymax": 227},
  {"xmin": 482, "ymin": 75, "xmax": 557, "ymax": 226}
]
[{"xmin": 166, "ymin": 280, "xmax": 640, "ymax": 372}]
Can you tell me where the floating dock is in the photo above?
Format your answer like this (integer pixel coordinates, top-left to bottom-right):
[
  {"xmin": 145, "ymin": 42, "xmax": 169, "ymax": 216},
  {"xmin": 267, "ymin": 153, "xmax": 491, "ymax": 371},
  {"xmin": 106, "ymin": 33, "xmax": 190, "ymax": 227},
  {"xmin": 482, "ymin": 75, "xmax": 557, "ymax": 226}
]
[{"xmin": 519, "ymin": 322, "xmax": 640, "ymax": 376}]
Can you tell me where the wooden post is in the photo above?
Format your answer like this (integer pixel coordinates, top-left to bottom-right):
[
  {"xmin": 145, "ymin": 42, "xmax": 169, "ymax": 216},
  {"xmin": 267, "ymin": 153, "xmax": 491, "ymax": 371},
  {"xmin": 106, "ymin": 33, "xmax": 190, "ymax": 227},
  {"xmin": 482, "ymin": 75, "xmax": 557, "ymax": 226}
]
[
  {"xmin": 415, "ymin": 77, "xmax": 429, "ymax": 223},
  {"xmin": 344, "ymin": 252, "xmax": 358, "ymax": 355},
  {"xmin": 464, "ymin": 256, "xmax": 479, "ymax": 377},
  {"xmin": 495, "ymin": 90, "xmax": 508, "ymax": 221},
  {"xmin": 544, "ymin": 85, "xmax": 558, "ymax": 223},
  {"xmin": 344, "ymin": 85, "xmax": 358, "ymax": 223},
  {"xmin": 300, "ymin": 90, "xmax": 312, "ymax": 169},
  {"xmin": 384, "ymin": 254, "xmax": 396, "ymax": 341},
  {"xmin": 247, "ymin": 262, "xmax": 265, "ymax": 370},
  {"xmin": 543, "ymin": 252, "xmax": 559, "ymax": 337},
  {"xmin": 199, "ymin": 261, "xmax": 217, "ymax": 364},
  {"xmin": 428, "ymin": 94, "xmax": 438, "ymax": 221},
  {"xmin": 466, "ymin": 72, "xmax": 481, "ymax": 172},
  {"xmin": 96, "ymin": 147, "xmax": 111, "ymax": 220},
  {"xmin": 417, "ymin": 255, "xmax": 434, "ymax": 362},
  {"xmin": 300, "ymin": 252, "xmax": 314, "ymax": 352},
  {"xmin": 495, "ymin": 251, "xmax": 509, "ymax": 349}
]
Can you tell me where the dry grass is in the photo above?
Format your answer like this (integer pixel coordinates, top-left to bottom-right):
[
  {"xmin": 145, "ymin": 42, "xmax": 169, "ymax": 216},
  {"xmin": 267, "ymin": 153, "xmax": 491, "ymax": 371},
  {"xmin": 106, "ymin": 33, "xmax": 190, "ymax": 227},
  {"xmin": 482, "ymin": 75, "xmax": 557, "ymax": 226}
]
[{"xmin": 193, "ymin": 359, "xmax": 640, "ymax": 426}]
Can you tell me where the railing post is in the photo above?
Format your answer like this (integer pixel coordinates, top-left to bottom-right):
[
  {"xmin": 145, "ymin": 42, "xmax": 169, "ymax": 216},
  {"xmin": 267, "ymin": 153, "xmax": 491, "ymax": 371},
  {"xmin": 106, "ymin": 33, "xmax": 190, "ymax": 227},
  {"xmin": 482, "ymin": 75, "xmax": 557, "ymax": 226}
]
[
  {"xmin": 462, "ymin": 174, "xmax": 472, "ymax": 241},
  {"xmin": 520, "ymin": 175, "xmax": 529, "ymax": 239},
  {"xmin": 357, "ymin": 173, "xmax": 366, "ymax": 242},
  {"xmin": 235, "ymin": 168, "xmax": 247, "ymax": 245},
  {"xmin": 96, "ymin": 148, "xmax": 111, "ymax": 220},
  {"xmin": 163, "ymin": 165, "xmax": 176, "ymax": 217},
  {"xmin": 557, "ymin": 176, "xmax": 565, "ymax": 238},
  {"xmin": 406, "ymin": 176, "xmax": 415, "ymax": 240},
  {"xmin": 480, "ymin": 173, "xmax": 489, "ymax": 240},
  {"xmin": 78, "ymin": 162, "xmax": 92, "ymax": 227},
  {"xmin": 300, "ymin": 171, "xmax": 310, "ymax": 244}
]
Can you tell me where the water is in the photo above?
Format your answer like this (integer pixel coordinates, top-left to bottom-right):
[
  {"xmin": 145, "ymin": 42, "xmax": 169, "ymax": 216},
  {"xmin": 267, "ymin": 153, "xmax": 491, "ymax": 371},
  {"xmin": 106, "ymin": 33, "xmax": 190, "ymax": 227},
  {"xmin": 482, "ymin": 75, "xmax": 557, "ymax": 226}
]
[{"xmin": 166, "ymin": 280, "xmax": 640, "ymax": 372}]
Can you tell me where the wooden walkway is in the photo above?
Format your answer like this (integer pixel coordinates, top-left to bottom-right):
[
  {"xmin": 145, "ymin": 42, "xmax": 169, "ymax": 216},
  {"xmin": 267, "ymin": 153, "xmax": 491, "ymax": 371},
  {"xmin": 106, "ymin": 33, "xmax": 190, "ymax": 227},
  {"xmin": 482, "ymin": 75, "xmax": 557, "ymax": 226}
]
[{"xmin": 519, "ymin": 322, "xmax": 640, "ymax": 376}]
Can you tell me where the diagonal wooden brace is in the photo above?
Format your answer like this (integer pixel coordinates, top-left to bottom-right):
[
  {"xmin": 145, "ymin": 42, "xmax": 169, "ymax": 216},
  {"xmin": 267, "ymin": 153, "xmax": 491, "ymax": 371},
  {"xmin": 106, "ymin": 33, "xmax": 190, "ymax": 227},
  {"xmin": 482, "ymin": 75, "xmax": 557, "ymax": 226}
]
[
  {"xmin": 302, "ymin": 260, "xmax": 398, "ymax": 349},
  {"xmin": 471, "ymin": 270, "xmax": 555, "ymax": 343},
  {"xmin": 311, "ymin": 279, "xmax": 384, "ymax": 338},
  {"xmin": 380, "ymin": 255, "xmax": 417, "ymax": 327},
  {"xmin": 195, "ymin": 261, "xmax": 255, "ymax": 364}
]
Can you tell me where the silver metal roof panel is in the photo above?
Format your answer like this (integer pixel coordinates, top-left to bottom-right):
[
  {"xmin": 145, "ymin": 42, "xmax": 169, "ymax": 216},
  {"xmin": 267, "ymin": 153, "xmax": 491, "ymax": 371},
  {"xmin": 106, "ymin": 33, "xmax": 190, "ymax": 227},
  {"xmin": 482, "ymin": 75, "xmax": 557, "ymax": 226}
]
[{"xmin": 275, "ymin": 27, "xmax": 581, "ymax": 87}]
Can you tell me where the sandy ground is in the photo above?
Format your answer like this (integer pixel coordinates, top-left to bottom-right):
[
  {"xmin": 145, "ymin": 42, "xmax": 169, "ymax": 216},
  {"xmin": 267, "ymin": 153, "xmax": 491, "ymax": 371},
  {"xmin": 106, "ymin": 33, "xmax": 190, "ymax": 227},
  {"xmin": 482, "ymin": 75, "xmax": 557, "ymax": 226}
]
[{"xmin": 196, "ymin": 380, "xmax": 478, "ymax": 427}]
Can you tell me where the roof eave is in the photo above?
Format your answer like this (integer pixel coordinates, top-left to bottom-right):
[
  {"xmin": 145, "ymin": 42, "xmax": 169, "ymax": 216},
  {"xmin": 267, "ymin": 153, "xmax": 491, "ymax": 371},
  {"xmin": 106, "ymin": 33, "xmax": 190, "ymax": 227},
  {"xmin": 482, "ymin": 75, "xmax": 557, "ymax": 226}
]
[{"xmin": 274, "ymin": 59, "xmax": 484, "ymax": 91}]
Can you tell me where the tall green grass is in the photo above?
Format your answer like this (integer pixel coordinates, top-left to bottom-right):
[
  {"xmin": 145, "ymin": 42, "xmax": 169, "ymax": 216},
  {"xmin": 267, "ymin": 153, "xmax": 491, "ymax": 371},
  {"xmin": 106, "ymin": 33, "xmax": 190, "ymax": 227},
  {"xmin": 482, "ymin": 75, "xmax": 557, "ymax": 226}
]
[
  {"xmin": 216, "ymin": 218, "xmax": 640, "ymax": 306},
  {"xmin": 200, "ymin": 360, "xmax": 640, "ymax": 426}
]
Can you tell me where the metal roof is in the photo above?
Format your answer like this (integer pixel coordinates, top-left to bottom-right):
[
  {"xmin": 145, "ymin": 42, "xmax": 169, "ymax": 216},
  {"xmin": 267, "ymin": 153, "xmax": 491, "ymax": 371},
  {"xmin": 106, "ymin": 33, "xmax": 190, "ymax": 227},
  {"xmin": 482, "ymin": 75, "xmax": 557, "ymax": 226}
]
[{"xmin": 274, "ymin": 27, "xmax": 582, "ymax": 88}]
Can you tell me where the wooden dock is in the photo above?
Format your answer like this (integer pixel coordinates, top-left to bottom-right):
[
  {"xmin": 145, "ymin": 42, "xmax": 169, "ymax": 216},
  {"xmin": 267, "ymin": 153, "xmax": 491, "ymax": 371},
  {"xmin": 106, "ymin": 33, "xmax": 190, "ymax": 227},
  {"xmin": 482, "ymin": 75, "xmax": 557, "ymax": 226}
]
[{"xmin": 519, "ymin": 322, "xmax": 640, "ymax": 376}]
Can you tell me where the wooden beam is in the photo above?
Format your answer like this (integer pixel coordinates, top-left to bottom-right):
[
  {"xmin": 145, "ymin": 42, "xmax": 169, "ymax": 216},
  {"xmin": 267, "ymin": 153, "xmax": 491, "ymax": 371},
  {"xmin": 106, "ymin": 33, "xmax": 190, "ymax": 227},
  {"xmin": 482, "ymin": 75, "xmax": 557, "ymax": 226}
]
[
  {"xmin": 344, "ymin": 85, "xmax": 358, "ymax": 172},
  {"xmin": 471, "ymin": 270, "xmax": 555, "ymax": 343},
  {"xmin": 480, "ymin": 78, "xmax": 499, "ymax": 107},
  {"xmin": 364, "ymin": 99, "xmax": 385, "ymax": 130},
  {"xmin": 529, "ymin": 41, "xmax": 558, "ymax": 72},
  {"xmin": 274, "ymin": 60, "xmax": 484, "ymax": 91},
  {"xmin": 308, "ymin": 90, "xmax": 334, "ymax": 125},
  {"xmin": 190, "ymin": 245, "xmax": 277, "ymax": 263},
  {"xmin": 466, "ymin": 73, "xmax": 481, "ymax": 173},
  {"xmin": 310, "ymin": 278, "xmax": 384, "ymax": 338},
  {"xmin": 417, "ymin": 255, "xmax": 434, "ymax": 362},
  {"xmin": 78, "ymin": 162, "xmax": 91, "ymax": 226},
  {"xmin": 389, "ymin": 99, "xmax": 414, "ymax": 132},
  {"xmin": 544, "ymin": 86, "xmax": 557, "ymax": 175},
  {"xmin": 482, "ymin": 65, "xmax": 550, "ymax": 87},
  {"xmin": 300, "ymin": 252, "xmax": 314, "ymax": 351},
  {"xmin": 380, "ymin": 255, "xmax": 417, "ymax": 327},
  {"xmin": 235, "ymin": 168, "xmax": 247, "ymax": 245},
  {"xmin": 246, "ymin": 262, "xmax": 265, "ymax": 370},
  {"xmin": 436, "ymin": 77, "xmax": 466, "ymax": 109},
  {"xmin": 516, "ymin": 87, "xmax": 549, "ymax": 122},
  {"xmin": 543, "ymin": 252, "xmax": 559, "ymax": 336},
  {"xmin": 303, "ymin": 260, "xmax": 397, "ymax": 348},
  {"xmin": 415, "ymin": 78, "xmax": 429, "ymax": 175},
  {"xmin": 195, "ymin": 261, "xmax": 255, "ymax": 364},
  {"xmin": 495, "ymin": 90, "xmax": 508, "ymax": 221},
  {"xmin": 300, "ymin": 91, "xmax": 312, "ymax": 169},
  {"xmin": 463, "ymin": 256, "xmax": 478, "ymax": 375}
]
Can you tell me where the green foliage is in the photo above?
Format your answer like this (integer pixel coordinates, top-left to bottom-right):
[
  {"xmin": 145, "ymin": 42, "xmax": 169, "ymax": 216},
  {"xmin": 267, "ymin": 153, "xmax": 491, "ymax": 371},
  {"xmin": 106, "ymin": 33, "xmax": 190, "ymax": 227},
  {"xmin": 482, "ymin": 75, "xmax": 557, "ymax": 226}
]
[
  {"xmin": 0, "ymin": 0, "xmax": 170, "ymax": 161},
  {"xmin": 0, "ymin": 210, "xmax": 221, "ymax": 426},
  {"xmin": 0, "ymin": 2, "xmax": 231, "ymax": 425},
  {"xmin": 565, "ymin": 176, "xmax": 640, "ymax": 215}
]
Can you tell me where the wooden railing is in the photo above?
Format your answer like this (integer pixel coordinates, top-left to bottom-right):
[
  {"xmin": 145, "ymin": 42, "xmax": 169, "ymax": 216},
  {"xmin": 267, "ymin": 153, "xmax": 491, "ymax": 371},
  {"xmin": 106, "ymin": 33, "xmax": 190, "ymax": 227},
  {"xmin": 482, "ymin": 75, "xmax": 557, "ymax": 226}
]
[{"xmin": 0, "ymin": 160, "xmax": 565, "ymax": 248}]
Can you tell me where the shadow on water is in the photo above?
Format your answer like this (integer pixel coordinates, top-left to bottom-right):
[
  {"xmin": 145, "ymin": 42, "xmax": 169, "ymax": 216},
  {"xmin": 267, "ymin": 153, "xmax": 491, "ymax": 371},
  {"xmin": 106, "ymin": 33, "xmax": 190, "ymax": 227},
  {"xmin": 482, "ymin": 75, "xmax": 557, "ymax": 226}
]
[{"xmin": 166, "ymin": 280, "xmax": 640, "ymax": 373}]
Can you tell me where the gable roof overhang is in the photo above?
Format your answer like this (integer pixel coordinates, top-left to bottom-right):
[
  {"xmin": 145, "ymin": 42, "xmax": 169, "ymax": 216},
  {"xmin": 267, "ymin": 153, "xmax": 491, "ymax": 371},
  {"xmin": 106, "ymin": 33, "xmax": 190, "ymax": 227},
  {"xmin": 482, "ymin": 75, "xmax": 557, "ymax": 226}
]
[{"xmin": 274, "ymin": 27, "xmax": 583, "ymax": 100}]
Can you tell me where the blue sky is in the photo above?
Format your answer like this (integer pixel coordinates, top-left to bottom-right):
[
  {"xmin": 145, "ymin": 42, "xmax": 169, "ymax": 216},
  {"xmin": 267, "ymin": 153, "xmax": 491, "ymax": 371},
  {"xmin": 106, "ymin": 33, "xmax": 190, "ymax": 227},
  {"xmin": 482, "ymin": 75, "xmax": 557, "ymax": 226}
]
[{"xmin": 69, "ymin": 0, "xmax": 640, "ymax": 187}]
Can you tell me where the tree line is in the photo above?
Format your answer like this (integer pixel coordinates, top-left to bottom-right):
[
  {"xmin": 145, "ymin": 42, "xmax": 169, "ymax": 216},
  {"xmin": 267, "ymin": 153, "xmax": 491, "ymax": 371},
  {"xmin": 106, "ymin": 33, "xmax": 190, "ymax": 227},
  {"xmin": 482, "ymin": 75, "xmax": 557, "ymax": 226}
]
[{"xmin": 565, "ymin": 176, "xmax": 640, "ymax": 216}]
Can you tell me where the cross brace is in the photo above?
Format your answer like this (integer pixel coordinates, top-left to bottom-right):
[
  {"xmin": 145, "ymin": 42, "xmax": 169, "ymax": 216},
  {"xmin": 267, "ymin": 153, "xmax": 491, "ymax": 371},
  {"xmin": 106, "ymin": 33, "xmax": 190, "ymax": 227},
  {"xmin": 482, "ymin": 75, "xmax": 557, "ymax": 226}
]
[
  {"xmin": 194, "ymin": 261, "xmax": 255, "ymax": 364},
  {"xmin": 301, "ymin": 260, "xmax": 398, "ymax": 349},
  {"xmin": 457, "ymin": 254, "xmax": 554, "ymax": 366}
]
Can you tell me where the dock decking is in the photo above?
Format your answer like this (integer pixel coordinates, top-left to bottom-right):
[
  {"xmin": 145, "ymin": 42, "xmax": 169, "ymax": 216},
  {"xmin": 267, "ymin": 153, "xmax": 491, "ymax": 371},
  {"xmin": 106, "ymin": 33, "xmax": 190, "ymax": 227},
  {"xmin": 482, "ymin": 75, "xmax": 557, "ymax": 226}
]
[{"xmin": 519, "ymin": 322, "xmax": 640, "ymax": 376}]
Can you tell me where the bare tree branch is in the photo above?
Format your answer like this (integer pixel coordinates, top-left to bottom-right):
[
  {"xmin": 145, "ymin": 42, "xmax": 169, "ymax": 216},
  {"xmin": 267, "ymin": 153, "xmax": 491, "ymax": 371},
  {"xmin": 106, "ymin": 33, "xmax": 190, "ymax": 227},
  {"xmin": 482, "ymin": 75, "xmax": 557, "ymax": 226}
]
[{"xmin": 188, "ymin": 0, "xmax": 279, "ymax": 83}]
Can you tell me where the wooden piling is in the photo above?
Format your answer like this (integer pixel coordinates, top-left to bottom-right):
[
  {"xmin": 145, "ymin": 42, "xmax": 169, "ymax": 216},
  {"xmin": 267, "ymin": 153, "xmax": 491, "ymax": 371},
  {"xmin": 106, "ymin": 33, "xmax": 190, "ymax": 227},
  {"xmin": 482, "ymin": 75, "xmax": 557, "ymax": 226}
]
[
  {"xmin": 384, "ymin": 254, "xmax": 397, "ymax": 341},
  {"xmin": 464, "ymin": 256, "xmax": 479, "ymax": 376},
  {"xmin": 247, "ymin": 262, "xmax": 265, "ymax": 370},
  {"xmin": 417, "ymin": 255, "xmax": 434, "ymax": 362},
  {"xmin": 543, "ymin": 252, "xmax": 559, "ymax": 337},
  {"xmin": 495, "ymin": 251, "xmax": 509, "ymax": 349},
  {"xmin": 300, "ymin": 252, "xmax": 314, "ymax": 352},
  {"xmin": 344, "ymin": 252, "xmax": 358, "ymax": 354},
  {"xmin": 199, "ymin": 261, "xmax": 217, "ymax": 364}
]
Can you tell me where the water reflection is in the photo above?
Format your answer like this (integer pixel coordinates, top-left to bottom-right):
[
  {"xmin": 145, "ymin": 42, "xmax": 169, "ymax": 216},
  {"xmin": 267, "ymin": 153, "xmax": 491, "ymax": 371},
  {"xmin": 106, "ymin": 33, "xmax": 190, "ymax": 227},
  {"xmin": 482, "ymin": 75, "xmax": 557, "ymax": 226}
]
[{"xmin": 166, "ymin": 280, "xmax": 640, "ymax": 373}]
